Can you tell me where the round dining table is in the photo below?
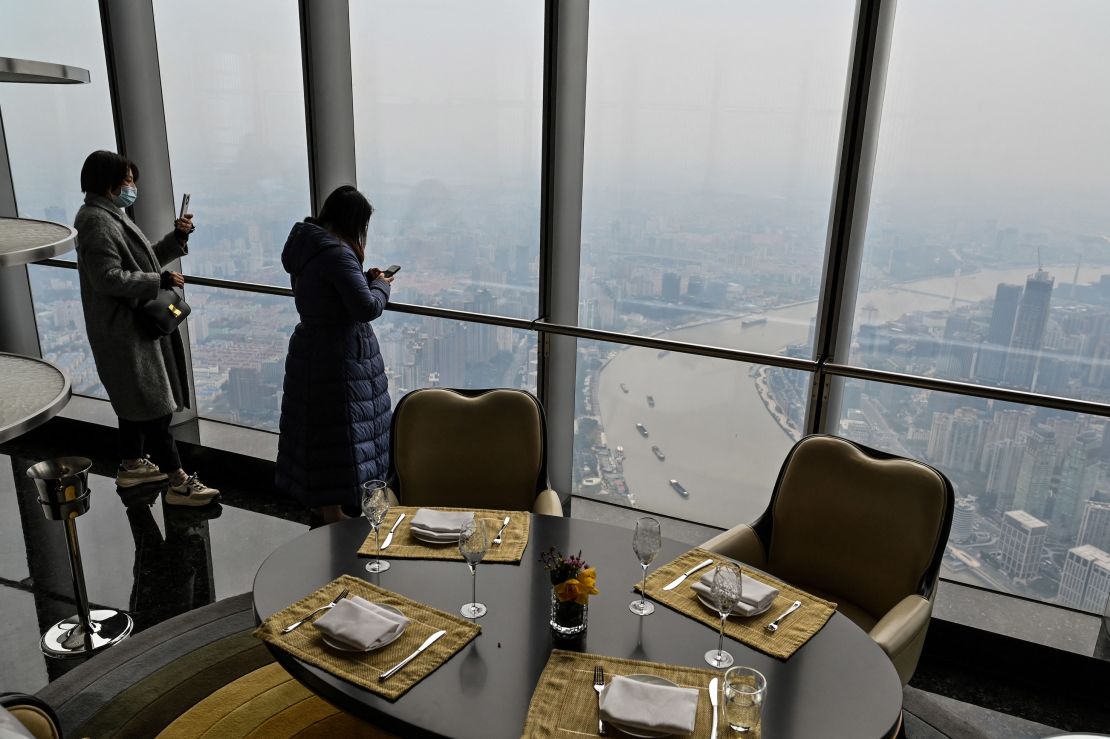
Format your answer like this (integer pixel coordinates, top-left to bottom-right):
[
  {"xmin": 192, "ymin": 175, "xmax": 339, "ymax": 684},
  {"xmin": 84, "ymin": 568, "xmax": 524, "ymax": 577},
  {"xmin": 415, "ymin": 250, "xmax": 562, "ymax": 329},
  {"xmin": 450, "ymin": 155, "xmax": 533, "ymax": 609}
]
[{"xmin": 253, "ymin": 513, "xmax": 903, "ymax": 739}]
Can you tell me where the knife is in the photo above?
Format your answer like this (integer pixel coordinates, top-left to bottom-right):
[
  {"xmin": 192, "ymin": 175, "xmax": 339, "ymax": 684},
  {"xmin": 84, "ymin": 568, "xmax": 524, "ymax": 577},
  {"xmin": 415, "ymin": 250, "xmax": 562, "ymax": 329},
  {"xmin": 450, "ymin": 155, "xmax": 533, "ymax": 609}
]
[
  {"xmin": 379, "ymin": 629, "xmax": 447, "ymax": 681},
  {"xmin": 662, "ymin": 558, "xmax": 714, "ymax": 591},
  {"xmin": 708, "ymin": 677, "xmax": 719, "ymax": 739},
  {"xmin": 380, "ymin": 513, "xmax": 406, "ymax": 550}
]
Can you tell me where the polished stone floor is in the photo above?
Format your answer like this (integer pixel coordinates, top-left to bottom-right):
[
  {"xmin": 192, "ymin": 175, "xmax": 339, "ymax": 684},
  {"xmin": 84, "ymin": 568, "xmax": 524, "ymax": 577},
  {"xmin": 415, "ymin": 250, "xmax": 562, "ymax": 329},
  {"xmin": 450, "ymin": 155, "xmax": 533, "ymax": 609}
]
[{"xmin": 0, "ymin": 449, "xmax": 305, "ymax": 693}]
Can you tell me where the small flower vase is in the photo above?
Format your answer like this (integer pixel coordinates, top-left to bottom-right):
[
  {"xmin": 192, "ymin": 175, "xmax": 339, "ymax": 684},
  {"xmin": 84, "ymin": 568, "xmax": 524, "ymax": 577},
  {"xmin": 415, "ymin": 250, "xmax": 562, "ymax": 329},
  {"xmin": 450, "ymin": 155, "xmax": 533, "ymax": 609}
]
[{"xmin": 550, "ymin": 589, "xmax": 588, "ymax": 636}]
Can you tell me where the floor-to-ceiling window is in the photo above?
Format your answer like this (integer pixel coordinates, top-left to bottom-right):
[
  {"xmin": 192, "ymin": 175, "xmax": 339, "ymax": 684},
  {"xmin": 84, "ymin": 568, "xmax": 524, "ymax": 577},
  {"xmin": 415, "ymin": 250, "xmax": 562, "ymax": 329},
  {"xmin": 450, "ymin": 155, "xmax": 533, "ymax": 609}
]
[
  {"xmin": 836, "ymin": 0, "xmax": 1110, "ymax": 613},
  {"xmin": 573, "ymin": 0, "xmax": 856, "ymax": 523},
  {"xmin": 153, "ymin": 0, "xmax": 311, "ymax": 428},
  {"xmin": 349, "ymin": 0, "xmax": 544, "ymax": 396}
]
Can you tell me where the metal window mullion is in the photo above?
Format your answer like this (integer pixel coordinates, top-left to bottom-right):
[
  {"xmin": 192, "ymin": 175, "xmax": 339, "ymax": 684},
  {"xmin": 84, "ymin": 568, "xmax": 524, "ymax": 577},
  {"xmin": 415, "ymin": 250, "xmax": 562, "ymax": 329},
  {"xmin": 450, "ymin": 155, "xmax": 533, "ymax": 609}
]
[
  {"xmin": 807, "ymin": 0, "xmax": 897, "ymax": 435},
  {"xmin": 299, "ymin": 0, "xmax": 356, "ymax": 213},
  {"xmin": 100, "ymin": 0, "xmax": 198, "ymax": 424},
  {"xmin": 539, "ymin": 0, "xmax": 589, "ymax": 510}
]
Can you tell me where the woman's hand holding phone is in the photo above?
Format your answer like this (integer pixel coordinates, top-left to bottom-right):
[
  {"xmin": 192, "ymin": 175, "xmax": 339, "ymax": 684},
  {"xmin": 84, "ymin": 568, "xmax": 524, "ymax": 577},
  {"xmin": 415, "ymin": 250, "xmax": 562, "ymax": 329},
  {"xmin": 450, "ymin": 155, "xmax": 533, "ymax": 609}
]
[
  {"xmin": 368, "ymin": 266, "xmax": 397, "ymax": 284},
  {"xmin": 174, "ymin": 193, "xmax": 195, "ymax": 241}
]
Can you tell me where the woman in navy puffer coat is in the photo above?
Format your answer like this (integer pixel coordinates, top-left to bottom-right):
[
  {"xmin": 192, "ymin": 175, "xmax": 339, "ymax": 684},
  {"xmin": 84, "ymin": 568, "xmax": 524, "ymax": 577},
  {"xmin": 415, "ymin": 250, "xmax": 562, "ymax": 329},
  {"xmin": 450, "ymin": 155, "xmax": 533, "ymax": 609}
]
[{"xmin": 275, "ymin": 186, "xmax": 393, "ymax": 524}]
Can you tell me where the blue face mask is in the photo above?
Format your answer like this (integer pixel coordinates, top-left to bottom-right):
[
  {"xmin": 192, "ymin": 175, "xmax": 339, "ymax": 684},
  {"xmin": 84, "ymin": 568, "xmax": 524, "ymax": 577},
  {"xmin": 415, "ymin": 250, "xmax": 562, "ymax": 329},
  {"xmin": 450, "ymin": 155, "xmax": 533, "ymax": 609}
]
[{"xmin": 112, "ymin": 186, "xmax": 138, "ymax": 208}]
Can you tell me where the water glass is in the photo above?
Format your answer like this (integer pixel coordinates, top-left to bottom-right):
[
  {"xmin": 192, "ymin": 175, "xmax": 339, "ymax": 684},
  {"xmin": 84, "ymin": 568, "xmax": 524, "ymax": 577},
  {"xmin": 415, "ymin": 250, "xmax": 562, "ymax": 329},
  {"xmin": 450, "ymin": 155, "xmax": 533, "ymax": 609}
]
[
  {"xmin": 723, "ymin": 666, "xmax": 766, "ymax": 733},
  {"xmin": 459, "ymin": 518, "xmax": 489, "ymax": 618},
  {"xmin": 360, "ymin": 480, "xmax": 391, "ymax": 573},
  {"xmin": 629, "ymin": 517, "xmax": 661, "ymax": 615}
]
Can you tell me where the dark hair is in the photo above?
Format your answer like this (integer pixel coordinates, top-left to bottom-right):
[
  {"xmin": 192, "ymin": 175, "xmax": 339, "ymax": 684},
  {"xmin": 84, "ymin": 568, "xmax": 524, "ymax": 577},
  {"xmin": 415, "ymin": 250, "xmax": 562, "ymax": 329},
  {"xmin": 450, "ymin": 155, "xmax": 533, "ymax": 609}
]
[
  {"xmin": 316, "ymin": 185, "xmax": 374, "ymax": 262},
  {"xmin": 80, "ymin": 150, "xmax": 139, "ymax": 194}
]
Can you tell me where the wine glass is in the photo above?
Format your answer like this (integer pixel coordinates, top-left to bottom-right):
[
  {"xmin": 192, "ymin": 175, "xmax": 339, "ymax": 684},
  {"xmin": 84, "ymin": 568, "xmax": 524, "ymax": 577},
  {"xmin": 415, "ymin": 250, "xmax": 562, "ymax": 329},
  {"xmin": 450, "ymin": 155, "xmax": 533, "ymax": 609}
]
[
  {"xmin": 629, "ymin": 517, "xmax": 661, "ymax": 616},
  {"xmin": 705, "ymin": 562, "xmax": 743, "ymax": 668},
  {"xmin": 360, "ymin": 480, "xmax": 391, "ymax": 573},
  {"xmin": 459, "ymin": 518, "xmax": 489, "ymax": 618}
]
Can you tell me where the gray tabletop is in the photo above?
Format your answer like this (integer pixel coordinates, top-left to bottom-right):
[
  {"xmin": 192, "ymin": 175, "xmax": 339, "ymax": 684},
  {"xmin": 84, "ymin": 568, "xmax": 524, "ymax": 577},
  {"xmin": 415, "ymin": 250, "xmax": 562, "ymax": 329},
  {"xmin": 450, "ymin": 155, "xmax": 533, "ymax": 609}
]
[
  {"xmin": 255, "ymin": 515, "xmax": 904, "ymax": 739},
  {"xmin": 0, "ymin": 353, "xmax": 71, "ymax": 444},
  {"xmin": 0, "ymin": 218, "xmax": 77, "ymax": 267}
]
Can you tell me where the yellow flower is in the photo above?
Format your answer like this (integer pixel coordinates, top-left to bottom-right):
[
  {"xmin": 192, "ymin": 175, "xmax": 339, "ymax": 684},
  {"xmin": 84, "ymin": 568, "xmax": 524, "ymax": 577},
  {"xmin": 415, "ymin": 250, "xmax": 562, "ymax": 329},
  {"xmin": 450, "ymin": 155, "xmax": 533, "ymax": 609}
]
[{"xmin": 554, "ymin": 568, "xmax": 599, "ymax": 605}]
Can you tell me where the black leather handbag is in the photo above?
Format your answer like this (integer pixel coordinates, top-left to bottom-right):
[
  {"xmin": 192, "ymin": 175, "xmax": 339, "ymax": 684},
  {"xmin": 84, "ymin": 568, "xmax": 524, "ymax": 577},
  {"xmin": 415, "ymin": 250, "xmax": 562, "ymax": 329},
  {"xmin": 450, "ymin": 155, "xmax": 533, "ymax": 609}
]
[{"xmin": 138, "ymin": 287, "xmax": 191, "ymax": 336}]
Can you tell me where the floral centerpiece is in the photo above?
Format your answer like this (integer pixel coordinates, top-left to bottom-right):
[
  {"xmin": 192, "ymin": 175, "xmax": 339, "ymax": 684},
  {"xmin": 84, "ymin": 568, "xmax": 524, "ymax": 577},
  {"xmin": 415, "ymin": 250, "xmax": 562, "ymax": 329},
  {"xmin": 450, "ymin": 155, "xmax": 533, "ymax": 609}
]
[{"xmin": 541, "ymin": 548, "xmax": 599, "ymax": 635}]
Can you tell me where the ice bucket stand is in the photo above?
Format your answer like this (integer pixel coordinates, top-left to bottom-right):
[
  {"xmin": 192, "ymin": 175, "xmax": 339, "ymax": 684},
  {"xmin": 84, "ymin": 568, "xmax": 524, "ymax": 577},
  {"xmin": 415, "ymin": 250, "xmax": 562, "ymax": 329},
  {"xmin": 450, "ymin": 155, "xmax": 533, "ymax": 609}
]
[{"xmin": 25, "ymin": 457, "xmax": 132, "ymax": 658}]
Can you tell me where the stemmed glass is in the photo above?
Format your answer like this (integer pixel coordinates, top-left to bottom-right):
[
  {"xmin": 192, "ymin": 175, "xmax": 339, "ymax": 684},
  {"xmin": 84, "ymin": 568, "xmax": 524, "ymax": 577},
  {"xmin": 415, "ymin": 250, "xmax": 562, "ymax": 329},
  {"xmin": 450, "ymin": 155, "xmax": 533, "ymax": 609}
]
[
  {"xmin": 705, "ymin": 562, "xmax": 742, "ymax": 668},
  {"xmin": 459, "ymin": 519, "xmax": 489, "ymax": 618},
  {"xmin": 629, "ymin": 517, "xmax": 661, "ymax": 616},
  {"xmin": 360, "ymin": 480, "xmax": 391, "ymax": 573}
]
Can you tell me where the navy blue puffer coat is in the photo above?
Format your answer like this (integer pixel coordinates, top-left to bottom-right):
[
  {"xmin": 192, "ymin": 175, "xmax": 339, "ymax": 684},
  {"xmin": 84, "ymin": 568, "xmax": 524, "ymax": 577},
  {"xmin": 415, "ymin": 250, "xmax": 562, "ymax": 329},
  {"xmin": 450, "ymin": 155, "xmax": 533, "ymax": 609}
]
[{"xmin": 275, "ymin": 221, "xmax": 392, "ymax": 508}]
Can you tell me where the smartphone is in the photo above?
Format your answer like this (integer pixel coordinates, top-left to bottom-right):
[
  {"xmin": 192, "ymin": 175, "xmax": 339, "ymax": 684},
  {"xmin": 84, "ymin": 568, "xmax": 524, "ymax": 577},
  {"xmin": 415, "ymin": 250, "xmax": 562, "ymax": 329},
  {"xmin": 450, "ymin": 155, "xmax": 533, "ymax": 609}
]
[
  {"xmin": 178, "ymin": 193, "xmax": 191, "ymax": 219},
  {"xmin": 382, "ymin": 264, "xmax": 401, "ymax": 277}
]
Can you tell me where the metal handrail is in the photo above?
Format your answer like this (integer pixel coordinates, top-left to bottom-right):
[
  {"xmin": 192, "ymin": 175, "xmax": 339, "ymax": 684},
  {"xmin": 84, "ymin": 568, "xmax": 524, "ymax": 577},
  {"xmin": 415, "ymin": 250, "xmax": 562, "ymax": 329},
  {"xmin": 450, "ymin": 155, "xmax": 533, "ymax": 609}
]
[{"xmin": 38, "ymin": 256, "xmax": 1110, "ymax": 418}]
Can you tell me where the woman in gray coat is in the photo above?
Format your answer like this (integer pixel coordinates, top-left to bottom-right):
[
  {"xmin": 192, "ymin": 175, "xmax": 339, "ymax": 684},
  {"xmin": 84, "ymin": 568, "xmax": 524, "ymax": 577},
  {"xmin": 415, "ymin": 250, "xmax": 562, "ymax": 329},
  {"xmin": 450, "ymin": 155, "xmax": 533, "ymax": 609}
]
[{"xmin": 75, "ymin": 150, "xmax": 218, "ymax": 506}]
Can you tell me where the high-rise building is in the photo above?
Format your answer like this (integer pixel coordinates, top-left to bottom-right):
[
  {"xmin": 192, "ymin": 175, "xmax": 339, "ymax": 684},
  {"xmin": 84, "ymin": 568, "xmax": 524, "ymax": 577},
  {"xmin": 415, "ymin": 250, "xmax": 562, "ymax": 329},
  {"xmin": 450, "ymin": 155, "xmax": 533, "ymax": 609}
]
[
  {"xmin": 1012, "ymin": 425, "xmax": 1056, "ymax": 519},
  {"xmin": 1058, "ymin": 545, "xmax": 1110, "ymax": 612},
  {"xmin": 1078, "ymin": 499, "xmax": 1110, "ymax": 551},
  {"xmin": 661, "ymin": 272, "xmax": 680, "ymax": 301},
  {"xmin": 976, "ymin": 283, "xmax": 1022, "ymax": 381},
  {"xmin": 927, "ymin": 408, "xmax": 984, "ymax": 473},
  {"xmin": 999, "ymin": 510, "xmax": 1048, "ymax": 583},
  {"xmin": 1054, "ymin": 430, "xmax": 1101, "ymax": 541},
  {"xmin": 951, "ymin": 499, "xmax": 976, "ymax": 543},
  {"xmin": 1003, "ymin": 269, "xmax": 1054, "ymax": 390}
]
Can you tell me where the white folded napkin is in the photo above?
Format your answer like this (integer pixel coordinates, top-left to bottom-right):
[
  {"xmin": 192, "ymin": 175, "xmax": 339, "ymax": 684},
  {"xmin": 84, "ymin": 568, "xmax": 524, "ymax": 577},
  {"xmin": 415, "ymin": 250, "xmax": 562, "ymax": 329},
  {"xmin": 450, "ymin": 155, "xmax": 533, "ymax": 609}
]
[
  {"xmin": 410, "ymin": 505, "xmax": 475, "ymax": 530},
  {"xmin": 314, "ymin": 595, "xmax": 409, "ymax": 651},
  {"xmin": 599, "ymin": 675, "xmax": 699, "ymax": 736},
  {"xmin": 691, "ymin": 569, "xmax": 779, "ymax": 616},
  {"xmin": 409, "ymin": 508, "xmax": 475, "ymax": 533}
]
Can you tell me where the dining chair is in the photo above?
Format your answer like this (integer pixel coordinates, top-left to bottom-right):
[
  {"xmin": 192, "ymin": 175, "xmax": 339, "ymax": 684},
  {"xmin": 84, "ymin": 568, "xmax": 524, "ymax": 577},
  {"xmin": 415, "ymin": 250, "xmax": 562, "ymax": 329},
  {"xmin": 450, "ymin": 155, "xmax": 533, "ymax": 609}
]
[
  {"xmin": 0, "ymin": 693, "xmax": 61, "ymax": 739},
  {"xmin": 386, "ymin": 388, "xmax": 563, "ymax": 516},
  {"xmin": 700, "ymin": 434, "xmax": 954, "ymax": 685}
]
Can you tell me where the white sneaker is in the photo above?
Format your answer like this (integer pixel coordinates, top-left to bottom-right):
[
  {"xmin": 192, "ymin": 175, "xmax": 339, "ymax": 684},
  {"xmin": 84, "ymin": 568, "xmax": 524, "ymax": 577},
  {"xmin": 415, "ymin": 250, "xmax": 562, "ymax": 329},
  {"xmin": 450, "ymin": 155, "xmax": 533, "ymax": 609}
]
[
  {"xmin": 116, "ymin": 457, "xmax": 169, "ymax": 488},
  {"xmin": 165, "ymin": 473, "xmax": 220, "ymax": 507}
]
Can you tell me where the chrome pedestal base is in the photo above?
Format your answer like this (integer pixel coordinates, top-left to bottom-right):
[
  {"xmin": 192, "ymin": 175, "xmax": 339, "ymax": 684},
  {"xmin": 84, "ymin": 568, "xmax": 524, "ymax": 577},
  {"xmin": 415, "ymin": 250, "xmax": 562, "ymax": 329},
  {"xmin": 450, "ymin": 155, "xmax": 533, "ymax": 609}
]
[{"xmin": 41, "ymin": 608, "xmax": 133, "ymax": 658}]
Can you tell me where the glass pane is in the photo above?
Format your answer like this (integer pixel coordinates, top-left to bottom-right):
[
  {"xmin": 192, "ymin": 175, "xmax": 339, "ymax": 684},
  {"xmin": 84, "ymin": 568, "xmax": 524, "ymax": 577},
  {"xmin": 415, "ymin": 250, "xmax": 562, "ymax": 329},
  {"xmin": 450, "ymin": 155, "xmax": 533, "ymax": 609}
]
[
  {"xmin": 188, "ymin": 287, "xmax": 297, "ymax": 430},
  {"xmin": 0, "ymin": 1, "xmax": 115, "ymax": 250},
  {"xmin": 838, "ymin": 378, "xmax": 1110, "ymax": 614},
  {"xmin": 27, "ymin": 266, "xmax": 107, "ymax": 399},
  {"xmin": 580, "ymin": 0, "xmax": 856, "ymax": 350},
  {"xmin": 188, "ymin": 285, "xmax": 538, "ymax": 430},
  {"xmin": 153, "ymin": 0, "xmax": 310, "ymax": 285},
  {"xmin": 350, "ymin": 0, "xmax": 543, "ymax": 319},
  {"xmin": 850, "ymin": 1, "xmax": 1110, "ymax": 401},
  {"xmin": 575, "ymin": 340, "xmax": 810, "ymax": 526}
]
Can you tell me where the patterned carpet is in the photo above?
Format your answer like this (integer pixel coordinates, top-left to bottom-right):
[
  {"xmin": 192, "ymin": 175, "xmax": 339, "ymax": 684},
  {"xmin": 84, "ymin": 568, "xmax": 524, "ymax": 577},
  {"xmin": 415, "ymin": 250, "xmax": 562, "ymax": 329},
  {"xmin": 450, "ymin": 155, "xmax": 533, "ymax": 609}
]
[{"xmin": 33, "ymin": 593, "xmax": 393, "ymax": 738}]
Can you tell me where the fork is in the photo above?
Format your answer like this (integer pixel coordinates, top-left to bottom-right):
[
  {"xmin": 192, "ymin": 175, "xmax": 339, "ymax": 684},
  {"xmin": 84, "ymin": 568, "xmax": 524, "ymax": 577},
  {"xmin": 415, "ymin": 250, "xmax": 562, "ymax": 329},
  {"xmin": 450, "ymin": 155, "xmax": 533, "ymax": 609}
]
[
  {"xmin": 280, "ymin": 587, "xmax": 349, "ymax": 633},
  {"xmin": 492, "ymin": 515, "xmax": 512, "ymax": 545},
  {"xmin": 593, "ymin": 665, "xmax": 607, "ymax": 735}
]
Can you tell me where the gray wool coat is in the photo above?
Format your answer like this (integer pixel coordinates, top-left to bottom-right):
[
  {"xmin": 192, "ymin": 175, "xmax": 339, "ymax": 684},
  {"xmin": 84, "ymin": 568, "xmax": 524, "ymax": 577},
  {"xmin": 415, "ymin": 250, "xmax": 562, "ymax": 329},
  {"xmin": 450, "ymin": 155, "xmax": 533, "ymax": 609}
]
[{"xmin": 75, "ymin": 194, "xmax": 191, "ymax": 421}]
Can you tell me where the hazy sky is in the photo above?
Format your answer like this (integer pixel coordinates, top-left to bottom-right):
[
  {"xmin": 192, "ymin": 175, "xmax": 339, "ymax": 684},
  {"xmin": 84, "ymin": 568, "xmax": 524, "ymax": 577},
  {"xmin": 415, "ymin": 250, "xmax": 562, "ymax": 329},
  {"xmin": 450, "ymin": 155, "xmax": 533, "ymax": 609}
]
[{"xmin": 2, "ymin": 0, "xmax": 1109, "ymax": 235}]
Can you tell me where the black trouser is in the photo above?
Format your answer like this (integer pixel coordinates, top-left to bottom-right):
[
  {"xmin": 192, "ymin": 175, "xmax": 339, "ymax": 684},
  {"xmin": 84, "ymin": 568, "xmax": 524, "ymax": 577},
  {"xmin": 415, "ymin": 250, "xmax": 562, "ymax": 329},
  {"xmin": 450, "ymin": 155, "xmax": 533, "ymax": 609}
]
[{"xmin": 118, "ymin": 414, "xmax": 181, "ymax": 472}]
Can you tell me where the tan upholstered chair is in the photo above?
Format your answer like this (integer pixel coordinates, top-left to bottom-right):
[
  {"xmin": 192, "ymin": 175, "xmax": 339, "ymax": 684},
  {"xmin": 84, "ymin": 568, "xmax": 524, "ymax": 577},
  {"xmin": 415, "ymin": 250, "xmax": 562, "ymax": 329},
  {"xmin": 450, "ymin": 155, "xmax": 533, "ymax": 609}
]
[
  {"xmin": 700, "ymin": 434, "xmax": 953, "ymax": 685},
  {"xmin": 387, "ymin": 388, "xmax": 563, "ymax": 516},
  {"xmin": 0, "ymin": 694, "xmax": 61, "ymax": 739}
]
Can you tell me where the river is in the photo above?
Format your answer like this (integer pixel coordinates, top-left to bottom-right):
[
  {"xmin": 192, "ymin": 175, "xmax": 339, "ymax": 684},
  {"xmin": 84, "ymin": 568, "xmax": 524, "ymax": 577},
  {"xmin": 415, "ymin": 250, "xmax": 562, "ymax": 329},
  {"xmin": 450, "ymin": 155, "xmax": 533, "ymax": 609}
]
[{"xmin": 596, "ymin": 265, "xmax": 1110, "ymax": 526}]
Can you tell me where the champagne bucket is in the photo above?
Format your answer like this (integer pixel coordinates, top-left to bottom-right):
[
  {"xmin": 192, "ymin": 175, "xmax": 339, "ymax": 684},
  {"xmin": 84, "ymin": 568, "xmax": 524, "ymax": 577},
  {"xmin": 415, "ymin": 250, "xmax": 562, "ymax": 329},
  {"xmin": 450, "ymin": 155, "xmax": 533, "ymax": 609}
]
[{"xmin": 26, "ymin": 456, "xmax": 92, "ymax": 520}]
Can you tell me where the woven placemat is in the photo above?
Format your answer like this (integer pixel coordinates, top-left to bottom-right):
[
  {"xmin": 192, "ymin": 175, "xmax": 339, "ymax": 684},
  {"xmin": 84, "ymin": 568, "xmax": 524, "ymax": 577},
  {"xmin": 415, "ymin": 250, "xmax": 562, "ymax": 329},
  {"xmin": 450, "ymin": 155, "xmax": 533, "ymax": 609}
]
[
  {"xmin": 253, "ymin": 574, "xmax": 480, "ymax": 701},
  {"xmin": 522, "ymin": 650, "xmax": 726, "ymax": 738},
  {"xmin": 634, "ymin": 548, "xmax": 837, "ymax": 660},
  {"xmin": 356, "ymin": 507, "xmax": 531, "ymax": 563}
]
